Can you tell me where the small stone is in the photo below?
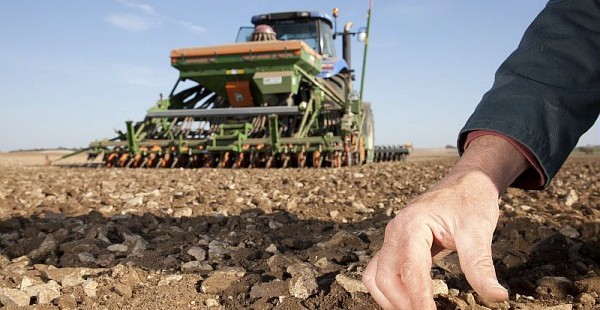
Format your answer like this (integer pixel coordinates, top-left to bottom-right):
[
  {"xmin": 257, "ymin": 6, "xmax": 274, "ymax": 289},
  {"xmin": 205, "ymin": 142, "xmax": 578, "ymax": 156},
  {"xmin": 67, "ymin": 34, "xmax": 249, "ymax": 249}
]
[
  {"xmin": 181, "ymin": 261, "xmax": 203, "ymax": 273},
  {"xmin": 448, "ymin": 288, "xmax": 460, "ymax": 297},
  {"xmin": 250, "ymin": 280, "xmax": 289, "ymax": 299},
  {"xmin": 318, "ymin": 230, "xmax": 365, "ymax": 250},
  {"xmin": 158, "ymin": 274, "xmax": 183, "ymax": 286},
  {"xmin": 101, "ymin": 181, "xmax": 117, "ymax": 192},
  {"xmin": 335, "ymin": 274, "xmax": 368, "ymax": 293},
  {"xmin": 265, "ymin": 244, "xmax": 279, "ymax": 254},
  {"xmin": 97, "ymin": 233, "xmax": 112, "ymax": 244},
  {"xmin": 465, "ymin": 292, "xmax": 476, "ymax": 306},
  {"xmin": 116, "ymin": 267, "xmax": 142, "ymax": 287},
  {"xmin": 208, "ymin": 240, "xmax": 229, "ymax": 259},
  {"xmin": 7, "ymin": 256, "xmax": 30, "ymax": 276},
  {"xmin": 575, "ymin": 277, "xmax": 600, "ymax": 295},
  {"xmin": 502, "ymin": 203, "xmax": 515, "ymax": 212},
  {"xmin": 123, "ymin": 233, "xmax": 148, "ymax": 255},
  {"xmin": 329, "ymin": 210, "xmax": 339, "ymax": 219},
  {"xmin": 201, "ymin": 267, "xmax": 246, "ymax": 294},
  {"xmin": 114, "ymin": 283, "xmax": 133, "ymax": 298},
  {"xmin": 20, "ymin": 276, "xmax": 42, "ymax": 290},
  {"xmin": 564, "ymin": 189, "xmax": 578, "ymax": 207},
  {"xmin": 520, "ymin": 205, "xmax": 532, "ymax": 211},
  {"xmin": 41, "ymin": 267, "xmax": 106, "ymax": 286},
  {"xmin": 434, "ymin": 252, "xmax": 462, "ymax": 276},
  {"xmin": 385, "ymin": 208, "xmax": 393, "ymax": 217},
  {"xmin": 352, "ymin": 201, "xmax": 374, "ymax": 213},
  {"xmin": 287, "ymin": 263, "xmax": 318, "ymax": 299},
  {"xmin": 24, "ymin": 280, "xmax": 61, "ymax": 304},
  {"xmin": 56, "ymin": 294, "xmax": 77, "ymax": 309},
  {"xmin": 577, "ymin": 292, "xmax": 596, "ymax": 307},
  {"xmin": 148, "ymin": 189, "xmax": 161, "ymax": 197},
  {"xmin": 78, "ymin": 252, "xmax": 96, "ymax": 264},
  {"xmin": 83, "ymin": 279, "xmax": 98, "ymax": 297},
  {"xmin": 61, "ymin": 271, "xmax": 86, "ymax": 287},
  {"xmin": 559, "ymin": 226, "xmax": 580, "ymax": 239},
  {"xmin": 432, "ymin": 279, "xmax": 449, "ymax": 296},
  {"xmin": 286, "ymin": 198, "xmax": 298, "ymax": 210},
  {"xmin": 173, "ymin": 207, "xmax": 193, "ymax": 218},
  {"xmin": 267, "ymin": 254, "xmax": 302, "ymax": 279},
  {"xmin": 535, "ymin": 276, "xmax": 574, "ymax": 299},
  {"xmin": 502, "ymin": 253, "xmax": 524, "ymax": 269},
  {"xmin": 107, "ymin": 244, "xmax": 128, "ymax": 252},
  {"xmin": 187, "ymin": 246, "xmax": 207, "ymax": 261},
  {"xmin": 198, "ymin": 262, "xmax": 214, "ymax": 272},
  {"xmin": 99, "ymin": 205, "xmax": 114, "ymax": 213},
  {"xmin": 353, "ymin": 173, "xmax": 364, "ymax": 178},
  {"xmin": 257, "ymin": 198, "xmax": 274, "ymax": 214},
  {"xmin": 252, "ymin": 297, "xmax": 278, "ymax": 309},
  {"xmin": 0, "ymin": 288, "xmax": 30, "ymax": 307},
  {"xmin": 28, "ymin": 234, "xmax": 58, "ymax": 262},
  {"xmin": 205, "ymin": 298, "xmax": 220, "ymax": 307},
  {"xmin": 314, "ymin": 257, "xmax": 331, "ymax": 269},
  {"xmin": 124, "ymin": 196, "xmax": 143, "ymax": 207},
  {"xmin": 269, "ymin": 220, "xmax": 284, "ymax": 230}
]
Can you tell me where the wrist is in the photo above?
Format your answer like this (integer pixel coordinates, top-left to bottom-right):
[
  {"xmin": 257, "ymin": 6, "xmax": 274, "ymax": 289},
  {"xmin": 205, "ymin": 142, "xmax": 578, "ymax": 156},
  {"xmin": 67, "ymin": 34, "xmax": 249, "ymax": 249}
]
[
  {"xmin": 432, "ymin": 165, "xmax": 501, "ymax": 200},
  {"xmin": 454, "ymin": 135, "xmax": 530, "ymax": 195}
]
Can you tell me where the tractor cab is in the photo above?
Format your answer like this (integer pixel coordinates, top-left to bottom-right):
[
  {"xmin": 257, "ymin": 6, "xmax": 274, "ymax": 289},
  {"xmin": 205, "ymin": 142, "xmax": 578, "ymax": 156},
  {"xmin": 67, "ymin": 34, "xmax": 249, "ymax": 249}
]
[
  {"xmin": 237, "ymin": 11, "xmax": 344, "ymax": 78},
  {"xmin": 237, "ymin": 11, "xmax": 335, "ymax": 56}
]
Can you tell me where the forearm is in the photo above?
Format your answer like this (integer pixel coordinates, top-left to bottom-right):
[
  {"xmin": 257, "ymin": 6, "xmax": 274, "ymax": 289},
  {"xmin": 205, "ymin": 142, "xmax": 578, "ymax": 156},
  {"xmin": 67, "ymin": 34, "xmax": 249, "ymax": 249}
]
[{"xmin": 450, "ymin": 135, "xmax": 530, "ymax": 196}]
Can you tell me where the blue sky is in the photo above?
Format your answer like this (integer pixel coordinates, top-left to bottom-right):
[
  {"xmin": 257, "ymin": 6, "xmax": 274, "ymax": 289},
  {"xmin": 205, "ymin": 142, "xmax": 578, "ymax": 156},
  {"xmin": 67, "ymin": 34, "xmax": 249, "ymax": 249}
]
[{"xmin": 0, "ymin": 0, "xmax": 598, "ymax": 151}]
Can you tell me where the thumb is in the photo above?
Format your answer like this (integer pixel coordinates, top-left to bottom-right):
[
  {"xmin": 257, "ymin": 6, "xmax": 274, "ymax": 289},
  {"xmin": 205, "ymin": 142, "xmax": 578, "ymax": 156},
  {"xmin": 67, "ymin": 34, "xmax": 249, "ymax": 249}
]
[{"xmin": 455, "ymin": 227, "xmax": 508, "ymax": 302}]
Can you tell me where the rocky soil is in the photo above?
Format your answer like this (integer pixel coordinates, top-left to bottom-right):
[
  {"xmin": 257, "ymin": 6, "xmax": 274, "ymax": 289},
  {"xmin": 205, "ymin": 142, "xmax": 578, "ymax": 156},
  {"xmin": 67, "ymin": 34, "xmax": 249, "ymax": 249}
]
[{"xmin": 0, "ymin": 151, "xmax": 599, "ymax": 309}]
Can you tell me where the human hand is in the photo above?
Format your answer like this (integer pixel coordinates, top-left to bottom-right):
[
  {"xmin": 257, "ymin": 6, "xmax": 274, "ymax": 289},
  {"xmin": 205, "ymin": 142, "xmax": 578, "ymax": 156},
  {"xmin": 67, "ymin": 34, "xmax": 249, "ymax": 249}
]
[
  {"xmin": 363, "ymin": 168, "xmax": 508, "ymax": 309},
  {"xmin": 363, "ymin": 135, "xmax": 530, "ymax": 309}
]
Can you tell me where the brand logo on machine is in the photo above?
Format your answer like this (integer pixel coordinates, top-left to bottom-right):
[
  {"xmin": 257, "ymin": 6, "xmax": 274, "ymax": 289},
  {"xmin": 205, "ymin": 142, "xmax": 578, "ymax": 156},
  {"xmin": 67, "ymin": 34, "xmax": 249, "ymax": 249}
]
[
  {"xmin": 263, "ymin": 76, "xmax": 283, "ymax": 85},
  {"xmin": 234, "ymin": 93, "xmax": 245, "ymax": 102}
]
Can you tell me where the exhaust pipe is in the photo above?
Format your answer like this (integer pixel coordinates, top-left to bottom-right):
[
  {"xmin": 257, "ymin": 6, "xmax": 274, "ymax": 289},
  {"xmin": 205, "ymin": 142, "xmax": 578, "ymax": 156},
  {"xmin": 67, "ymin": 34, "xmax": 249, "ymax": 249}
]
[{"xmin": 342, "ymin": 22, "xmax": 353, "ymax": 71}]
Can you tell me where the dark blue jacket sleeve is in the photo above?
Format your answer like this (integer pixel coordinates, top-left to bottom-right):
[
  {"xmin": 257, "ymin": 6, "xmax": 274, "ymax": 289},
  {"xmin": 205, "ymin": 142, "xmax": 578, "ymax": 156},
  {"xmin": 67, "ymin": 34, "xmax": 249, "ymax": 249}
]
[{"xmin": 458, "ymin": 0, "xmax": 600, "ymax": 189}]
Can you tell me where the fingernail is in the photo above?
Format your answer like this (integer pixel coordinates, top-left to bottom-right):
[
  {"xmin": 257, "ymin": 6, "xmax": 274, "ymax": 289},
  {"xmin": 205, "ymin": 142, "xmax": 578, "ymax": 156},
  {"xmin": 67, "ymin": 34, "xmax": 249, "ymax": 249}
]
[{"xmin": 489, "ymin": 279, "xmax": 508, "ymax": 292}]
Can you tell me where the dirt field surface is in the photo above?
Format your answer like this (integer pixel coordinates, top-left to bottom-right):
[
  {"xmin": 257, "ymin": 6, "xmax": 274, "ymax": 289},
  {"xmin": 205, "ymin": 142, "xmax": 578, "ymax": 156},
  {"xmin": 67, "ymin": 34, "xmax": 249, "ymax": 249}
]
[{"xmin": 0, "ymin": 150, "xmax": 598, "ymax": 309}]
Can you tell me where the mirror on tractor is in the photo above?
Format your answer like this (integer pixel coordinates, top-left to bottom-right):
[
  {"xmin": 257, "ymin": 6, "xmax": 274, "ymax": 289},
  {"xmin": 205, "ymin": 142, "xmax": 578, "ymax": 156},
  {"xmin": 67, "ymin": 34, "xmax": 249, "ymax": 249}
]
[{"xmin": 357, "ymin": 27, "xmax": 367, "ymax": 43}]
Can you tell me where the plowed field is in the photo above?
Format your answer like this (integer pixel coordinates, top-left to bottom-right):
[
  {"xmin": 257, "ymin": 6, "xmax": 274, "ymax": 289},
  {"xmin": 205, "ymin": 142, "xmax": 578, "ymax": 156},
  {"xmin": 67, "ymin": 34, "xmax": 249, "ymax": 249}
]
[{"xmin": 0, "ymin": 150, "xmax": 598, "ymax": 309}]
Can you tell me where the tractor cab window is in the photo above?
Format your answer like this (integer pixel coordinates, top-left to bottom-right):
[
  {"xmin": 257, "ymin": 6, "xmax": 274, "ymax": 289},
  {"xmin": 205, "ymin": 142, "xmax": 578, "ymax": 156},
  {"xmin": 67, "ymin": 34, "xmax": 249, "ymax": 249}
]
[
  {"xmin": 237, "ymin": 19, "xmax": 335, "ymax": 57},
  {"xmin": 270, "ymin": 20, "xmax": 319, "ymax": 52},
  {"xmin": 236, "ymin": 27, "xmax": 254, "ymax": 43},
  {"xmin": 320, "ymin": 21, "xmax": 335, "ymax": 57}
]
